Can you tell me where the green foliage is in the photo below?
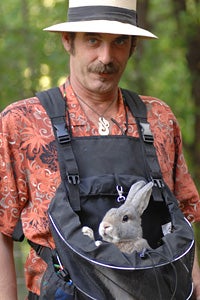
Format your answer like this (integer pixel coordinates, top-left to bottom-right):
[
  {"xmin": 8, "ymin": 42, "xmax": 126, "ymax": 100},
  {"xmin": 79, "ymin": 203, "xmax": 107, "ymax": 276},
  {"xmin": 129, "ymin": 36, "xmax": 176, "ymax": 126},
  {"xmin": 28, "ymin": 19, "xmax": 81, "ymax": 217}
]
[
  {"xmin": 0, "ymin": 0, "xmax": 69, "ymax": 109},
  {"xmin": 121, "ymin": 0, "xmax": 196, "ymax": 145}
]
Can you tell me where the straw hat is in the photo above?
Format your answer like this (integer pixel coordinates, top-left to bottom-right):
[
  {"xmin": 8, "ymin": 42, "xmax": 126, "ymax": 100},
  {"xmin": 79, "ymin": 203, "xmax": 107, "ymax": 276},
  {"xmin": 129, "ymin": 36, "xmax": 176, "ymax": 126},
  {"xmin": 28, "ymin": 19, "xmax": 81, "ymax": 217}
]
[{"xmin": 44, "ymin": 0, "xmax": 157, "ymax": 39}]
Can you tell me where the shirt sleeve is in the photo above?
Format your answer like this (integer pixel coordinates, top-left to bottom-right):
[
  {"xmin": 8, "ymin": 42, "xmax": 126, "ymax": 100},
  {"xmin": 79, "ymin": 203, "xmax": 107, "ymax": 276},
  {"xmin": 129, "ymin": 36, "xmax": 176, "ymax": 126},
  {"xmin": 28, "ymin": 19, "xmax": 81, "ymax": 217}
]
[
  {"xmin": 0, "ymin": 103, "xmax": 29, "ymax": 236},
  {"xmin": 145, "ymin": 96, "xmax": 200, "ymax": 223},
  {"xmin": 171, "ymin": 115, "xmax": 200, "ymax": 223}
]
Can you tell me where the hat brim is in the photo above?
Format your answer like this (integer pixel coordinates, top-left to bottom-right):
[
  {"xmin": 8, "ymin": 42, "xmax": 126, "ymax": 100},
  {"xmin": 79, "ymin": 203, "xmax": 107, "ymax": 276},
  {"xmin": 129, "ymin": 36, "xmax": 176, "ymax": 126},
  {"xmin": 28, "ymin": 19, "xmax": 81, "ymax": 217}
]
[{"xmin": 44, "ymin": 20, "xmax": 157, "ymax": 39}]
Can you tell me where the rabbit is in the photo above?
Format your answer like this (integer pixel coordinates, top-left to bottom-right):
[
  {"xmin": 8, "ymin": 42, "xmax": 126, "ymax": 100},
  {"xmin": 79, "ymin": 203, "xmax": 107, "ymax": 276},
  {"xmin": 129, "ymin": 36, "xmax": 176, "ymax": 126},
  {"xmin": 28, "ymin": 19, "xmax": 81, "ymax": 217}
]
[
  {"xmin": 98, "ymin": 180, "xmax": 153, "ymax": 253},
  {"xmin": 83, "ymin": 180, "xmax": 153, "ymax": 253},
  {"xmin": 82, "ymin": 181, "xmax": 154, "ymax": 300}
]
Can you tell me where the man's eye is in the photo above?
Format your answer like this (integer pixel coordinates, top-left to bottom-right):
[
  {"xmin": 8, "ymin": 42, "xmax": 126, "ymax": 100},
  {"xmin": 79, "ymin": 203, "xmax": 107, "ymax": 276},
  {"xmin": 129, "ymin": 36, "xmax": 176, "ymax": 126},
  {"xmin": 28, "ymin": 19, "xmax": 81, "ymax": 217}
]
[
  {"xmin": 115, "ymin": 36, "xmax": 129, "ymax": 46},
  {"xmin": 88, "ymin": 38, "xmax": 98, "ymax": 45},
  {"xmin": 116, "ymin": 39, "xmax": 124, "ymax": 45}
]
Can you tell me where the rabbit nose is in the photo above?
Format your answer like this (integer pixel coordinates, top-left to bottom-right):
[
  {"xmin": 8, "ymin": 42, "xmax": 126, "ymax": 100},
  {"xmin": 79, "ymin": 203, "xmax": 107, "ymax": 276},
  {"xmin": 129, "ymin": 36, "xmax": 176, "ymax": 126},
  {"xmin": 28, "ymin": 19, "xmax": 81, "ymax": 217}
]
[
  {"xmin": 99, "ymin": 222, "xmax": 112, "ymax": 236},
  {"xmin": 103, "ymin": 223, "xmax": 110, "ymax": 229},
  {"xmin": 103, "ymin": 222, "xmax": 112, "ymax": 231}
]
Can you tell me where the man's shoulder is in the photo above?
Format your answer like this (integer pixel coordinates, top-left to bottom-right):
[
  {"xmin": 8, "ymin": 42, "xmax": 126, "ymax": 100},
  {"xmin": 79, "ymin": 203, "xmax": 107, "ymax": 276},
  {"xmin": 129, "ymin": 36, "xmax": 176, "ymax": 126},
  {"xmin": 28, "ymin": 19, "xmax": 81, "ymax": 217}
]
[
  {"xmin": 1, "ymin": 96, "xmax": 43, "ymax": 120},
  {"xmin": 139, "ymin": 95, "xmax": 175, "ymax": 116},
  {"xmin": 129, "ymin": 94, "xmax": 179, "ymax": 129},
  {"xmin": 139, "ymin": 95, "xmax": 170, "ymax": 108},
  {"xmin": 0, "ymin": 96, "xmax": 48, "ymax": 136},
  {"xmin": 122, "ymin": 89, "xmax": 171, "ymax": 111},
  {"xmin": 2, "ymin": 96, "xmax": 40, "ymax": 112}
]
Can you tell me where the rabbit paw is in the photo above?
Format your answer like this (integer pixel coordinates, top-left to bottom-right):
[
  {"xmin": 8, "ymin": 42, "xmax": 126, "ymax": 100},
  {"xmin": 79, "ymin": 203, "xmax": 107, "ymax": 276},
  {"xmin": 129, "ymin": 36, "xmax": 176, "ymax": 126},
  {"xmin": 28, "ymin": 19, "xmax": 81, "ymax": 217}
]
[
  {"xmin": 95, "ymin": 240, "xmax": 102, "ymax": 247},
  {"xmin": 82, "ymin": 226, "xmax": 95, "ymax": 240}
]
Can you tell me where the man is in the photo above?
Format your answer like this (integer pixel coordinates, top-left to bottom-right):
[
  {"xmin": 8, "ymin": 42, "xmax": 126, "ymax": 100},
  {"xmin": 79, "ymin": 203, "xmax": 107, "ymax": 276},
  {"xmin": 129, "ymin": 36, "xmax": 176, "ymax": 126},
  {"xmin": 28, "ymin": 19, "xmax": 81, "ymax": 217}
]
[{"xmin": 0, "ymin": 0, "xmax": 200, "ymax": 299}]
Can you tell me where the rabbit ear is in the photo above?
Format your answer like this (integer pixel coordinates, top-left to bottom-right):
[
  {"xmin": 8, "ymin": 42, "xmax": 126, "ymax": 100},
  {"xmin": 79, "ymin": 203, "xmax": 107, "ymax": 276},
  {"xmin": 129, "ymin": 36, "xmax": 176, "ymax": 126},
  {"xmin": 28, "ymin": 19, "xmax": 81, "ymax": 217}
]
[
  {"xmin": 125, "ymin": 181, "xmax": 147, "ymax": 203},
  {"xmin": 126, "ymin": 181, "xmax": 153, "ymax": 215}
]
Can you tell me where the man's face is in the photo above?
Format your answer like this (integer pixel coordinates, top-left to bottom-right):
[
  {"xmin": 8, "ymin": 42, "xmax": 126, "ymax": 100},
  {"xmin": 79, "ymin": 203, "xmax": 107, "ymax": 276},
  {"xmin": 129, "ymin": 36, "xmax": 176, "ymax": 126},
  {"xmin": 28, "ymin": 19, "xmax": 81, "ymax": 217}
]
[{"xmin": 63, "ymin": 32, "xmax": 132, "ymax": 95}]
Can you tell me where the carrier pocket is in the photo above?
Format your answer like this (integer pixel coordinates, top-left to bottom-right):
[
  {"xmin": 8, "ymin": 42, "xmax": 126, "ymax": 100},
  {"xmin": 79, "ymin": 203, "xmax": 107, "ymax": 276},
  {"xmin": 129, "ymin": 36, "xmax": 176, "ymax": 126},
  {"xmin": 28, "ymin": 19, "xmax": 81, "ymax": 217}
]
[{"xmin": 39, "ymin": 252, "xmax": 74, "ymax": 300}]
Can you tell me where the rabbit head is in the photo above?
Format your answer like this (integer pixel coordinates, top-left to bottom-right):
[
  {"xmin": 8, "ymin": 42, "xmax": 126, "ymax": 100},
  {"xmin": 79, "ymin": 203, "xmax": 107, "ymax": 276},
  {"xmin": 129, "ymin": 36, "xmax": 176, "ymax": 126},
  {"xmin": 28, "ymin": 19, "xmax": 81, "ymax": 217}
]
[{"xmin": 99, "ymin": 181, "xmax": 153, "ymax": 244}]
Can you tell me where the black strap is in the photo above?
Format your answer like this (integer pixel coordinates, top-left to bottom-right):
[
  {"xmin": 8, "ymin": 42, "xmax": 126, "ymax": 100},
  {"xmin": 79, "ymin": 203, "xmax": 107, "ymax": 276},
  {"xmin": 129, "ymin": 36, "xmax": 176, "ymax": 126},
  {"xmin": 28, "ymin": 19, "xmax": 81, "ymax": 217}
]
[
  {"xmin": 28, "ymin": 240, "xmax": 52, "ymax": 263},
  {"xmin": 36, "ymin": 88, "xmax": 81, "ymax": 211},
  {"xmin": 12, "ymin": 214, "xmax": 25, "ymax": 242},
  {"xmin": 122, "ymin": 89, "xmax": 165, "ymax": 201},
  {"xmin": 28, "ymin": 291, "xmax": 39, "ymax": 300}
]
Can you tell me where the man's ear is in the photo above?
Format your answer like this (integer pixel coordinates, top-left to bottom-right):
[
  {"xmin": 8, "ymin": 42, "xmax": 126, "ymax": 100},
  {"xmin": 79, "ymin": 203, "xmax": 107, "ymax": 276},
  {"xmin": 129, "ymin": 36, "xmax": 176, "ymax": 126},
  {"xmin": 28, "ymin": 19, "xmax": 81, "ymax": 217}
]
[{"xmin": 61, "ymin": 32, "xmax": 72, "ymax": 52}]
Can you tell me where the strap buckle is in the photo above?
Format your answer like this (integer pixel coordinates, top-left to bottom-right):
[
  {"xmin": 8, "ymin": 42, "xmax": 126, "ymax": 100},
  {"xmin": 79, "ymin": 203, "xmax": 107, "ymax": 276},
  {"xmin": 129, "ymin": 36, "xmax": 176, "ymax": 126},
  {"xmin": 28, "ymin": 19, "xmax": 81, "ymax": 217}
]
[
  {"xmin": 152, "ymin": 178, "xmax": 165, "ymax": 189},
  {"xmin": 68, "ymin": 174, "xmax": 80, "ymax": 185},
  {"xmin": 54, "ymin": 123, "xmax": 71, "ymax": 144},
  {"xmin": 140, "ymin": 122, "xmax": 154, "ymax": 143}
]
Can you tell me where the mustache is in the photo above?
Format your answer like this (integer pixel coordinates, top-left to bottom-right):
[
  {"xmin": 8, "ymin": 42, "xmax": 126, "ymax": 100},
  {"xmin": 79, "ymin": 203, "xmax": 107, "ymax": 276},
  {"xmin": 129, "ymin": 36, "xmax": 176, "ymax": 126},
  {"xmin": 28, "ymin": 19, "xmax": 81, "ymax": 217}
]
[{"xmin": 88, "ymin": 62, "xmax": 119, "ymax": 74}]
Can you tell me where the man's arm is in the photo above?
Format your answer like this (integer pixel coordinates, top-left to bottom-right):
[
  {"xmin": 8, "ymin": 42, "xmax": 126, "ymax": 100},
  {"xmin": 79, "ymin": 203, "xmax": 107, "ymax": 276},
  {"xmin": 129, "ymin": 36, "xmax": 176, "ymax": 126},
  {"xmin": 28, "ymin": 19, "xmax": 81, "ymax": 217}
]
[{"xmin": 0, "ymin": 232, "xmax": 18, "ymax": 300}]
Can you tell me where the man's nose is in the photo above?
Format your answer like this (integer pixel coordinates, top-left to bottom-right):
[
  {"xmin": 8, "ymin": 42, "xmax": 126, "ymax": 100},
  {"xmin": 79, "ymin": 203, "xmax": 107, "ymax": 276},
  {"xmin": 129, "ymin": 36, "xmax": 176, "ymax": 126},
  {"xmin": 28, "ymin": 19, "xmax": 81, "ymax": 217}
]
[{"xmin": 98, "ymin": 44, "xmax": 113, "ymax": 65}]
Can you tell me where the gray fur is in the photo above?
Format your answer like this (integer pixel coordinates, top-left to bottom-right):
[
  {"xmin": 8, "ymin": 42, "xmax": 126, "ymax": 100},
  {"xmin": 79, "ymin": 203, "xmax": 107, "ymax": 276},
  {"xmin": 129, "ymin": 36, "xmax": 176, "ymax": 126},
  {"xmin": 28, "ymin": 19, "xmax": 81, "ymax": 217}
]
[{"xmin": 98, "ymin": 181, "xmax": 153, "ymax": 253}]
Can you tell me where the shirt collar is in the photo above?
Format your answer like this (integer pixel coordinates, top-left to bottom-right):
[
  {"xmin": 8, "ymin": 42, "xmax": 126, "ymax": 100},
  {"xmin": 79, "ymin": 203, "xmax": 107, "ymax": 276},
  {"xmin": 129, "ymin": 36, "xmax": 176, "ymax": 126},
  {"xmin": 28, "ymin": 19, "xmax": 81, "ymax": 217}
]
[{"xmin": 59, "ymin": 78, "xmax": 135, "ymax": 127}]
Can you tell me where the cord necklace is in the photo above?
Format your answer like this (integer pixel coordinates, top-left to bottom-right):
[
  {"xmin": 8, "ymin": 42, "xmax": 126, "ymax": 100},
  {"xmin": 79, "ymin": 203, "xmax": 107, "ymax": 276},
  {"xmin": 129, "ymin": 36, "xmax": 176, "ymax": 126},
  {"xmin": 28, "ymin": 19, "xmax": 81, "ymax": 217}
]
[{"xmin": 75, "ymin": 92, "xmax": 117, "ymax": 135}]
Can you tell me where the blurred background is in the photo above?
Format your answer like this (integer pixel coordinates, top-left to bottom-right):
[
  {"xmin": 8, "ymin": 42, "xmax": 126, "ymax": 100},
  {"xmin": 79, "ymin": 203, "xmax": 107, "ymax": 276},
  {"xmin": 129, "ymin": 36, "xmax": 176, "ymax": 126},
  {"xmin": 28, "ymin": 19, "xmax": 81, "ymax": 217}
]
[{"xmin": 0, "ymin": 0, "xmax": 200, "ymax": 298}]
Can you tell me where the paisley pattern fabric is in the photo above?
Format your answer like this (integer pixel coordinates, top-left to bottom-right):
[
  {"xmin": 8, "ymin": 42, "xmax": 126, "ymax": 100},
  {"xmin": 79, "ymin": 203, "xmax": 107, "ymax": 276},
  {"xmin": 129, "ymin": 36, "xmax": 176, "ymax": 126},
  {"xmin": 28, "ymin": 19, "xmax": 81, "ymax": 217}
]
[{"xmin": 0, "ymin": 78, "xmax": 199, "ymax": 295}]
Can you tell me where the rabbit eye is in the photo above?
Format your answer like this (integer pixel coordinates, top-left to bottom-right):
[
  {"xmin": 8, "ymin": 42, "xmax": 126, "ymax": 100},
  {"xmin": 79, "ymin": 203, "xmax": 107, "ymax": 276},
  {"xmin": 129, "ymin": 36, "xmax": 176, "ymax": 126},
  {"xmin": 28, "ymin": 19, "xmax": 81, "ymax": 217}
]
[{"xmin": 122, "ymin": 215, "xmax": 129, "ymax": 222}]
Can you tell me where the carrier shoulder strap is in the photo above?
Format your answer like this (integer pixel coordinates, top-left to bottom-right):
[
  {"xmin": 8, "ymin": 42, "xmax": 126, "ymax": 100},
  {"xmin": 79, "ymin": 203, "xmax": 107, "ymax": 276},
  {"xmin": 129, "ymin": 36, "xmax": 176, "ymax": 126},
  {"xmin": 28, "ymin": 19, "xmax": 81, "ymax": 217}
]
[
  {"xmin": 13, "ymin": 87, "xmax": 80, "ymax": 242},
  {"xmin": 36, "ymin": 87, "xmax": 81, "ymax": 212},
  {"xmin": 122, "ymin": 89, "xmax": 165, "ymax": 201}
]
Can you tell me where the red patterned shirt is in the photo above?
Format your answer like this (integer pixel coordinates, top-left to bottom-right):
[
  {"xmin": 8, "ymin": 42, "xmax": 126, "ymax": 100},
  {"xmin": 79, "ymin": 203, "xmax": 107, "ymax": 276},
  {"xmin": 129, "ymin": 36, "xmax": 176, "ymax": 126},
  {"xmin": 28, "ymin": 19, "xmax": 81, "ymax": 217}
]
[{"xmin": 0, "ymin": 79, "xmax": 199, "ymax": 295}]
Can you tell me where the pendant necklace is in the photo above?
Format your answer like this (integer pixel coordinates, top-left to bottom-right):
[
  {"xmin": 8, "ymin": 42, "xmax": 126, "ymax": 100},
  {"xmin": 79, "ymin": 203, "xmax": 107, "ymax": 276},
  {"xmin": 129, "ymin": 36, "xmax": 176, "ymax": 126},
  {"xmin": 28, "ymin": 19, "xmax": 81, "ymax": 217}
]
[
  {"xmin": 75, "ymin": 92, "xmax": 117, "ymax": 136},
  {"xmin": 98, "ymin": 117, "xmax": 110, "ymax": 135}
]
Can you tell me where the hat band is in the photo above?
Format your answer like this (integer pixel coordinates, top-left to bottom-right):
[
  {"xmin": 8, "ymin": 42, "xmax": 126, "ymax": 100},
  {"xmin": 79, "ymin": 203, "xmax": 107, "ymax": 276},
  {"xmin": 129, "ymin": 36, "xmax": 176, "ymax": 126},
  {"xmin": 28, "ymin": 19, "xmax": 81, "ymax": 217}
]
[{"xmin": 68, "ymin": 6, "xmax": 138, "ymax": 26}]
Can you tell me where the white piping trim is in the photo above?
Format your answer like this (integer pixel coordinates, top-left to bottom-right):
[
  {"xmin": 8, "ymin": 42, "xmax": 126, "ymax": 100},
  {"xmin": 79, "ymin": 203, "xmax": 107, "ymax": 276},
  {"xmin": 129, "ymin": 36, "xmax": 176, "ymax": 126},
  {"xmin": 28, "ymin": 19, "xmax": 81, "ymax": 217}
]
[{"xmin": 49, "ymin": 213, "xmax": 194, "ymax": 270}]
